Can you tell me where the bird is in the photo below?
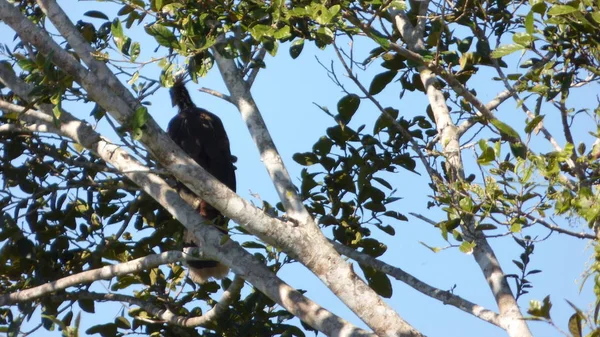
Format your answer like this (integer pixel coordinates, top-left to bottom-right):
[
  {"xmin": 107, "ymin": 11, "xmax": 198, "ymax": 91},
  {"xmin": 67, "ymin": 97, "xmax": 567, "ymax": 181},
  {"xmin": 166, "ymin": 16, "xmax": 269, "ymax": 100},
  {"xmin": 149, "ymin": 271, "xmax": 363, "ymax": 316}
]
[{"xmin": 167, "ymin": 76, "xmax": 236, "ymax": 284}]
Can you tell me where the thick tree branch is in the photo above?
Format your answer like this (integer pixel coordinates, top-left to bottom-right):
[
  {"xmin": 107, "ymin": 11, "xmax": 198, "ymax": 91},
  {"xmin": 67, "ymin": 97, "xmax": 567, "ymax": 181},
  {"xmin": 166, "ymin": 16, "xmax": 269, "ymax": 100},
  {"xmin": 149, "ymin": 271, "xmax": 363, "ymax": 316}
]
[
  {"xmin": 0, "ymin": 70, "xmax": 375, "ymax": 337},
  {"xmin": 0, "ymin": 250, "xmax": 194, "ymax": 306},
  {"xmin": 391, "ymin": 10, "xmax": 532, "ymax": 337},
  {"xmin": 66, "ymin": 276, "xmax": 245, "ymax": 328},
  {"xmin": 212, "ymin": 50, "xmax": 424, "ymax": 337},
  {"xmin": 0, "ymin": 0, "xmax": 288, "ymax": 279},
  {"xmin": 211, "ymin": 49, "xmax": 311, "ymax": 224},
  {"xmin": 2, "ymin": 3, "xmax": 425, "ymax": 335},
  {"xmin": 330, "ymin": 241, "xmax": 503, "ymax": 328},
  {"xmin": 36, "ymin": 0, "xmax": 142, "ymax": 111}
]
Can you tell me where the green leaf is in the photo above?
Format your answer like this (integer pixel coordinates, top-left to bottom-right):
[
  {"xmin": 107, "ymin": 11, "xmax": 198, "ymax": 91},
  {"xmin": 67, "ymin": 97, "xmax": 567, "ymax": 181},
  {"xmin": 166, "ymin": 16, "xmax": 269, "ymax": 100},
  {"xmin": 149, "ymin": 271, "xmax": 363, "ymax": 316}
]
[
  {"xmin": 568, "ymin": 313, "xmax": 583, "ymax": 337},
  {"xmin": 130, "ymin": 42, "xmax": 140, "ymax": 62},
  {"xmin": 131, "ymin": 106, "xmax": 149, "ymax": 130},
  {"xmin": 289, "ymin": 39, "xmax": 304, "ymax": 59},
  {"xmin": 373, "ymin": 177, "xmax": 392, "ymax": 190},
  {"xmin": 383, "ymin": 211, "xmax": 407, "ymax": 221},
  {"xmin": 316, "ymin": 26, "xmax": 334, "ymax": 45},
  {"xmin": 86, "ymin": 323, "xmax": 117, "ymax": 336},
  {"xmin": 369, "ymin": 71, "xmax": 397, "ymax": 95},
  {"xmin": 145, "ymin": 24, "xmax": 178, "ymax": 49},
  {"xmin": 265, "ymin": 40, "xmax": 279, "ymax": 56},
  {"xmin": 530, "ymin": 1, "xmax": 546, "ymax": 12},
  {"xmin": 368, "ymin": 270, "xmax": 393, "ymax": 298},
  {"xmin": 420, "ymin": 241, "xmax": 441, "ymax": 253},
  {"xmin": 490, "ymin": 44, "xmax": 525, "ymax": 58},
  {"xmin": 457, "ymin": 36, "xmax": 473, "ymax": 53},
  {"xmin": 490, "ymin": 119, "xmax": 521, "ymax": 142},
  {"xmin": 477, "ymin": 147, "xmax": 496, "ymax": 165},
  {"xmin": 528, "ymin": 296, "xmax": 552, "ymax": 319},
  {"xmin": 459, "ymin": 197, "xmax": 474, "ymax": 212},
  {"xmin": 328, "ymin": 4, "xmax": 341, "ymax": 18},
  {"xmin": 127, "ymin": 71, "xmax": 140, "ymax": 85},
  {"xmin": 274, "ymin": 26, "xmax": 291, "ymax": 40},
  {"xmin": 512, "ymin": 33, "xmax": 535, "ymax": 46},
  {"xmin": 510, "ymin": 142, "xmax": 527, "ymax": 159},
  {"xmin": 242, "ymin": 241, "xmax": 266, "ymax": 249},
  {"xmin": 84, "ymin": 10, "xmax": 109, "ymax": 20},
  {"xmin": 547, "ymin": 5, "xmax": 578, "ymax": 15},
  {"xmin": 114, "ymin": 317, "xmax": 131, "ymax": 330},
  {"xmin": 41, "ymin": 314, "xmax": 66, "ymax": 331},
  {"xmin": 381, "ymin": 53, "xmax": 406, "ymax": 70},
  {"xmin": 61, "ymin": 311, "xmax": 74, "ymax": 327},
  {"xmin": 337, "ymin": 94, "xmax": 360, "ymax": 124},
  {"xmin": 52, "ymin": 105, "xmax": 62, "ymax": 121},
  {"xmin": 17, "ymin": 59, "xmax": 36, "ymax": 71},
  {"xmin": 312, "ymin": 136, "xmax": 333, "ymax": 155},
  {"xmin": 161, "ymin": 3, "xmax": 184, "ymax": 15},
  {"xmin": 292, "ymin": 152, "xmax": 319, "ymax": 166},
  {"xmin": 78, "ymin": 299, "xmax": 95, "ymax": 313},
  {"xmin": 525, "ymin": 11, "xmax": 534, "ymax": 35},
  {"xmin": 373, "ymin": 107, "xmax": 399, "ymax": 134},
  {"xmin": 250, "ymin": 24, "xmax": 275, "ymax": 40},
  {"xmin": 459, "ymin": 241, "xmax": 476, "ymax": 254},
  {"xmin": 111, "ymin": 18, "xmax": 124, "ymax": 42},
  {"xmin": 370, "ymin": 32, "xmax": 391, "ymax": 49},
  {"xmin": 376, "ymin": 224, "xmax": 395, "ymax": 235},
  {"xmin": 476, "ymin": 223, "xmax": 498, "ymax": 230},
  {"xmin": 525, "ymin": 115, "xmax": 544, "ymax": 134},
  {"xmin": 364, "ymin": 201, "xmax": 386, "ymax": 212},
  {"xmin": 117, "ymin": 5, "xmax": 135, "ymax": 16}
]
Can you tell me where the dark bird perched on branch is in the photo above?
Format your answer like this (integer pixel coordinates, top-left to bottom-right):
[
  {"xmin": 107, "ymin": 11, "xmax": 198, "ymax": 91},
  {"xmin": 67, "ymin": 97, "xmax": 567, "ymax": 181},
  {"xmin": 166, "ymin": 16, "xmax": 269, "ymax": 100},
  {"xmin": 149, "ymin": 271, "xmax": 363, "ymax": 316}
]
[{"xmin": 168, "ymin": 77, "xmax": 236, "ymax": 283}]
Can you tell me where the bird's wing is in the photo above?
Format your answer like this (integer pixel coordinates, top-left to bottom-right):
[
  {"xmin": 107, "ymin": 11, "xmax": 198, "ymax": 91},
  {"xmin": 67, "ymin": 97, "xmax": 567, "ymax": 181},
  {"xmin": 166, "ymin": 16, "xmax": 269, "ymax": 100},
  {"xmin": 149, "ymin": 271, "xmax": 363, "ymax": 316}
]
[{"xmin": 167, "ymin": 108, "xmax": 236, "ymax": 192}]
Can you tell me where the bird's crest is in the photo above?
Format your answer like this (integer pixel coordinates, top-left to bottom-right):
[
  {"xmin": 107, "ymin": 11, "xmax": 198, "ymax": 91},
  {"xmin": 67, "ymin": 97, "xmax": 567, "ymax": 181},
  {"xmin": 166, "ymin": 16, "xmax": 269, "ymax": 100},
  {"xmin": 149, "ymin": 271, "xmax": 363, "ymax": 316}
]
[{"xmin": 170, "ymin": 75, "xmax": 195, "ymax": 111}]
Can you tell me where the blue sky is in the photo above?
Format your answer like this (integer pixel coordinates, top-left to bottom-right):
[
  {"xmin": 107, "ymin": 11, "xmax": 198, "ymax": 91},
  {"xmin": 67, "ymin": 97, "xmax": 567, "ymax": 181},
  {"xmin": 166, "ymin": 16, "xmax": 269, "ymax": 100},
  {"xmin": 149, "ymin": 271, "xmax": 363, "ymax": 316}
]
[{"xmin": 0, "ymin": 1, "xmax": 597, "ymax": 336}]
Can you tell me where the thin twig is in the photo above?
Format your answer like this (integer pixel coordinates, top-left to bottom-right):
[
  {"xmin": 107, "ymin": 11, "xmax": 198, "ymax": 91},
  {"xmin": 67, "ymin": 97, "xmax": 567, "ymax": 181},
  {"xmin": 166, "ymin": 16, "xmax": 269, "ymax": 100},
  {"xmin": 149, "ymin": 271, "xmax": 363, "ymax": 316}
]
[
  {"xmin": 523, "ymin": 213, "xmax": 596, "ymax": 240},
  {"xmin": 246, "ymin": 47, "xmax": 267, "ymax": 88},
  {"xmin": 64, "ymin": 275, "xmax": 244, "ymax": 328},
  {"xmin": 198, "ymin": 87, "xmax": 232, "ymax": 103},
  {"xmin": 332, "ymin": 42, "xmax": 440, "ymax": 183},
  {"xmin": 330, "ymin": 240, "xmax": 503, "ymax": 328}
]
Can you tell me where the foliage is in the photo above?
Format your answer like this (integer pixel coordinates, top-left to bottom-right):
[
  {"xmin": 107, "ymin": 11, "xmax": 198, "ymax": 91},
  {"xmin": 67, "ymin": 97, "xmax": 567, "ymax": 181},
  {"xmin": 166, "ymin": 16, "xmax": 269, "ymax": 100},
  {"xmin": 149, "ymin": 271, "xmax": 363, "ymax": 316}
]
[{"xmin": 1, "ymin": 0, "xmax": 600, "ymax": 336}]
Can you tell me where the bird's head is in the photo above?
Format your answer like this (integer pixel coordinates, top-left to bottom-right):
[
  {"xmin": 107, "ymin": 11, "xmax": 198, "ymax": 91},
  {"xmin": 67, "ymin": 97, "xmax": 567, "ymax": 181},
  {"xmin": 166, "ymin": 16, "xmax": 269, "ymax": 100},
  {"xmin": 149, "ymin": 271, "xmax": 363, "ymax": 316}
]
[{"xmin": 170, "ymin": 75, "xmax": 193, "ymax": 109}]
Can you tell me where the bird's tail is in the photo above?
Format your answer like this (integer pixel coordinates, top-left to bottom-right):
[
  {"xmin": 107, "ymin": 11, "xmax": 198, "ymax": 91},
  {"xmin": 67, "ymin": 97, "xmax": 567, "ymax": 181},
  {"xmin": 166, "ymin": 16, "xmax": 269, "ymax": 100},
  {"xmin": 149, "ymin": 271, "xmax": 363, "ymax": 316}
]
[
  {"xmin": 183, "ymin": 228, "xmax": 230, "ymax": 283},
  {"xmin": 169, "ymin": 76, "xmax": 195, "ymax": 110},
  {"xmin": 187, "ymin": 263, "xmax": 230, "ymax": 284}
]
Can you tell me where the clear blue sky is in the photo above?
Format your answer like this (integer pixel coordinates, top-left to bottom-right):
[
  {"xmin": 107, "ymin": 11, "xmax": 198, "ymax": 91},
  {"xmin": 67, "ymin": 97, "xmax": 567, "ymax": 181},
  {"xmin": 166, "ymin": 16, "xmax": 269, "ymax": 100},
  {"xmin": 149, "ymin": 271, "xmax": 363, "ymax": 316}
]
[{"xmin": 0, "ymin": 1, "xmax": 596, "ymax": 336}]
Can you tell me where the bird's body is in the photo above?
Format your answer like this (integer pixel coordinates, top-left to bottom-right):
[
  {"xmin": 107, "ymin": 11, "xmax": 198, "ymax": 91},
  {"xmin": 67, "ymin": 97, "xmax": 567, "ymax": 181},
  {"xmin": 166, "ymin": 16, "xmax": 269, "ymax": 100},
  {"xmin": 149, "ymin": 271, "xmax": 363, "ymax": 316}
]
[{"xmin": 168, "ymin": 79, "xmax": 236, "ymax": 283}]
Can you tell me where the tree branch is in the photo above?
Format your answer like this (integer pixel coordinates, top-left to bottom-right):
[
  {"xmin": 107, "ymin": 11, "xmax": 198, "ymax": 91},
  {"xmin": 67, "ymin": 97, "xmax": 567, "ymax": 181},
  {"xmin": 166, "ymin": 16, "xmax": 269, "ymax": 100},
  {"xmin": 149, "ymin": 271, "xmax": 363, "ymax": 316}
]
[
  {"xmin": 330, "ymin": 241, "xmax": 503, "ymax": 328},
  {"xmin": 212, "ymin": 49, "xmax": 424, "ymax": 337},
  {"xmin": 246, "ymin": 47, "xmax": 267, "ymax": 88},
  {"xmin": 0, "ymin": 250, "xmax": 193, "ymax": 306},
  {"xmin": 66, "ymin": 275, "xmax": 245, "ymax": 328},
  {"xmin": 0, "ymin": 68, "xmax": 376, "ymax": 337},
  {"xmin": 332, "ymin": 42, "xmax": 440, "ymax": 183},
  {"xmin": 211, "ymin": 49, "xmax": 311, "ymax": 224},
  {"xmin": 522, "ymin": 213, "xmax": 596, "ymax": 240},
  {"xmin": 391, "ymin": 10, "xmax": 533, "ymax": 337},
  {"xmin": 197, "ymin": 87, "xmax": 232, "ymax": 103},
  {"xmin": 2, "ymin": 3, "xmax": 425, "ymax": 335}
]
